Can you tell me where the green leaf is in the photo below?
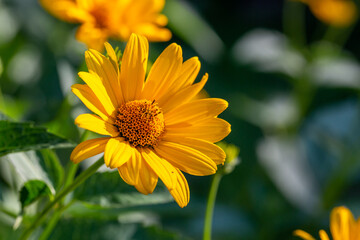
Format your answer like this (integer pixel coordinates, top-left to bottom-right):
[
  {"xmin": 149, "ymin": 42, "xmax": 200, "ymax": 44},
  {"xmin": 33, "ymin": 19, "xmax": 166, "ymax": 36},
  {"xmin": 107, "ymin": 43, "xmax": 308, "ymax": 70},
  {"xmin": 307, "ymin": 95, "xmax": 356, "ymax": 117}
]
[
  {"xmin": 19, "ymin": 180, "xmax": 53, "ymax": 209},
  {"xmin": 0, "ymin": 98, "xmax": 30, "ymax": 121},
  {"xmin": 45, "ymin": 97, "xmax": 80, "ymax": 143},
  {"xmin": 1, "ymin": 151, "xmax": 56, "ymax": 195},
  {"xmin": 73, "ymin": 171, "xmax": 173, "ymax": 209},
  {"xmin": 49, "ymin": 218, "xmax": 137, "ymax": 240},
  {"xmin": 0, "ymin": 222, "xmax": 21, "ymax": 240},
  {"xmin": 49, "ymin": 211, "xmax": 187, "ymax": 240},
  {"xmin": 0, "ymin": 112, "xmax": 10, "ymax": 120},
  {"xmin": 39, "ymin": 150, "xmax": 64, "ymax": 190},
  {"xmin": 0, "ymin": 120, "xmax": 74, "ymax": 157}
]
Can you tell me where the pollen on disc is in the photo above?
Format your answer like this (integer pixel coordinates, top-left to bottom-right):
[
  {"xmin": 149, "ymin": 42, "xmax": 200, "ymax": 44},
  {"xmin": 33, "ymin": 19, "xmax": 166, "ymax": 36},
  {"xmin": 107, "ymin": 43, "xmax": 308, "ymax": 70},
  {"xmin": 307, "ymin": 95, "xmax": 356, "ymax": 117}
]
[{"xmin": 115, "ymin": 100, "xmax": 165, "ymax": 147}]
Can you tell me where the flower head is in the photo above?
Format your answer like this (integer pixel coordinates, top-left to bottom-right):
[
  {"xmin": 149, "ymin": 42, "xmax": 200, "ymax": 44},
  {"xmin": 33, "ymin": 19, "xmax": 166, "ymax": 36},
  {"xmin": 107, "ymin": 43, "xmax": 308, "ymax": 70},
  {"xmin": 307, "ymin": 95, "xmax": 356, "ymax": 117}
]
[
  {"xmin": 70, "ymin": 34, "xmax": 231, "ymax": 207},
  {"xmin": 40, "ymin": 0, "xmax": 171, "ymax": 50},
  {"xmin": 294, "ymin": 206, "xmax": 360, "ymax": 240},
  {"xmin": 297, "ymin": 0, "xmax": 357, "ymax": 27}
]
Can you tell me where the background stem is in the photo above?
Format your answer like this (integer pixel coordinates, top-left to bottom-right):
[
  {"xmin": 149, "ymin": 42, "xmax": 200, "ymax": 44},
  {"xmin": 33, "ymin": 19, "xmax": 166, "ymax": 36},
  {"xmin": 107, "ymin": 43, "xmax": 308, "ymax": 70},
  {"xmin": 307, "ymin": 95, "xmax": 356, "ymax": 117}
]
[{"xmin": 203, "ymin": 173, "xmax": 222, "ymax": 240}]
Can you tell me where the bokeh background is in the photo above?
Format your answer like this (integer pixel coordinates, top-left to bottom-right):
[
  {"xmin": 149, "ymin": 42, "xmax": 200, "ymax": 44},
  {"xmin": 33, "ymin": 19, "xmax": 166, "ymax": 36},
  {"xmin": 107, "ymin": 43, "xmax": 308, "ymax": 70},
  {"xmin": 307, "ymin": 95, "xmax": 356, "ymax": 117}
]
[{"xmin": 1, "ymin": 0, "xmax": 360, "ymax": 239}]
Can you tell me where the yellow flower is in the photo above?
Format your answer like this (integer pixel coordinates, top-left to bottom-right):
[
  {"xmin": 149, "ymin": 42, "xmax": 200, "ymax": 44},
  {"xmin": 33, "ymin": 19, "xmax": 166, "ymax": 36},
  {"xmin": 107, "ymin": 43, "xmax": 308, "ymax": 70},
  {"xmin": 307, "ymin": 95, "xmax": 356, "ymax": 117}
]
[
  {"xmin": 294, "ymin": 206, "xmax": 360, "ymax": 240},
  {"xmin": 298, "ymin": 0, "xmax": 357, "ymax": 27},
  {"xmin": 70, "ymin": 33, "xmax": 231, "ymax": 207},
  {"xmin": 40, "ymin": 0, "xmax": 171, "ymax": 50}
]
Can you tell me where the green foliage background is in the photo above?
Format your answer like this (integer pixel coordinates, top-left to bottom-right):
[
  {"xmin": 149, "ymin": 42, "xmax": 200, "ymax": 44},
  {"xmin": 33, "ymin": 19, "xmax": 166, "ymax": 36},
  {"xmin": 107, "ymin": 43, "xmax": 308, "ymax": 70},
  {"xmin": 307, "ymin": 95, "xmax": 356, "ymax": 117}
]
[{"xmin": 1, "ymin": 0, "xmax": 360, "ymax": 239}]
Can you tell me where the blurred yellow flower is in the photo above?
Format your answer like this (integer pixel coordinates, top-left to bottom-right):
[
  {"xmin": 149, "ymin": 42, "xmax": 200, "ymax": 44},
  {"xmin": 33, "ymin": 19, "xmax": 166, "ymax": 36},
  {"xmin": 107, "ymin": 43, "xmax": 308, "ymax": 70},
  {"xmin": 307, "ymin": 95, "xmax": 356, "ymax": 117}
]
[
  {"xmin": 294, "ymin": 206, "xmax": 360, "ymax": 240},
  {"xmin": 40, "ymin": 0, "xmax": 172, "ymax": 50},
  {"xmin": 70, "ymin": 34, "xmax": 231, "ymax": 207},
  {"xmin": 298, "ymin": 0, "xmax": 357, "ymax": 27}
]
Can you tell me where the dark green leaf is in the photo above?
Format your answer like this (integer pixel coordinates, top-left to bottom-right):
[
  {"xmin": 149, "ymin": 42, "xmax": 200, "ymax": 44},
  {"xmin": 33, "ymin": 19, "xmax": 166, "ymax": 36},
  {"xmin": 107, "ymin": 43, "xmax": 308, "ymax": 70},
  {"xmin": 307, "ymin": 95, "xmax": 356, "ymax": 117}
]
[
  {"xmin": 50, "ymin": 210, "xmax": 187, "ymax": 240},
  {"xmin": 49, "ymin": 218, "xmax": 137, "ymax": 240},
  {"xmin": 0, "ymin": 120, "xmax": 74, "ymax": 157},
  {"xmin": 73, "ymin": 171, "xmax": 173, "ymax": 209},
  {"xmin": 19, "ymin": 180, "xmax": 53, "ymax": 208},
  {"xmin": 134, "ymin": 225, "xmax": 190, "ymax": 240}
]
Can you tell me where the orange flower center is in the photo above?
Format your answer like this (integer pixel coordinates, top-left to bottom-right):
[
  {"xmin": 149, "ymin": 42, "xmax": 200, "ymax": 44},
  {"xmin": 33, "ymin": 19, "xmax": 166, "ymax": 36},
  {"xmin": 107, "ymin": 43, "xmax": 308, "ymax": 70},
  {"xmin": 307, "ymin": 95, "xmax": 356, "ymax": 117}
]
[
  {"xmin": 115, "ymin": 100, "xmax": 165, "ymax": 147},
  {"xmin": 90, "ymin": 7, "xmax": 109, "ymax": 29}
]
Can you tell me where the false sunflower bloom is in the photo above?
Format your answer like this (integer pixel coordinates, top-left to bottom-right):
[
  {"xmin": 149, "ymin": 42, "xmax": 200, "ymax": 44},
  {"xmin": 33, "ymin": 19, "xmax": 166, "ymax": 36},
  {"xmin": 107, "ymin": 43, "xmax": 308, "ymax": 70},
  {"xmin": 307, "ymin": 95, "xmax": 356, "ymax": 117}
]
[
  {"xmin": 297, "ymin": 0, "xmax": 357, "ymax": 27},
  {"xmin": 40, "ymin": 0, "xmax": 171, "ymax": 50},
  {"xmin": 294, "ymin": 206, "xmax": 360, "ymax": 240},
  {"xmin": 70, "ymin": 33, "xmax": 231, "ymax": 207}
]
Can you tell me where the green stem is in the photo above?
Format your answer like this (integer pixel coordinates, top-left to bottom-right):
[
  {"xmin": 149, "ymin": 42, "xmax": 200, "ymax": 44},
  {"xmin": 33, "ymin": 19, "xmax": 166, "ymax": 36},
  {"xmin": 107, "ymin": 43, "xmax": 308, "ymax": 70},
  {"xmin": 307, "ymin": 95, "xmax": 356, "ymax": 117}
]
[
  {"xmin": 0, "ymin": 205, "xmax": 17, "ymax": 218},
  {"xmin": 203, "ymin": 173, "xmax": 222, "ymax": 240},
  {"xmin": 63, "ymin": 163, "xmax": 78, "ymax": 189},
  {"xmin": 63, "ymin": 130, "xmax": 89, "ymax": 189},
  {"xmin": 38, "ymin": 201, "xmax": 73, "ymax": 240},
  {"xmin": 19, "ymin": 157, "xmax": 104, "ymax": 240},
  {"xmin": 0, "ymin": 83, "xmax": 6, "ymax": 114},
  {"xmin": 283, "ymin": 0, "xmax": 306, "ymax": 47},
  {"xmin": 323, "ymin": 24, "xmax": 355, "ymax": 49},
  {"xmin": 36, "ymin": 130, "xmax": 90, "ymax": 238}
]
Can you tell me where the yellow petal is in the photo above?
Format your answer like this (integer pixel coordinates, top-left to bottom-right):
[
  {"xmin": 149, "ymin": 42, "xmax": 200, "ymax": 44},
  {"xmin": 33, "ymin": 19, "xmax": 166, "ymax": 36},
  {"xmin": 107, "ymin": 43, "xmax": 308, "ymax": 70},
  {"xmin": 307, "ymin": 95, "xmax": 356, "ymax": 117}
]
[
  {"xmin": 140, "ymin": 148, "xmax": 177, "ymax": 190},
  {"xmin": 40, "ymin": 0, "xmax": 91, "ymax": 23},
  {"xmin": 118, "ymin": 162, "xmax": 133, "ymax": 185},
  {"xmin": 319, "ymin": 230, "xmax": 330, "ymax": 240},
  {"xmin": 141, "ymin": 148, "xmax": 189, "ymax": 207},
  {"xmin": 76, "ymin": 23, "xmax": 109, "ymax": 51},
  {"xmin": 104, "ymin": 42, "xmax": 119, "ymax": 72},
  {"xmin": 354, "ymin": 218, "xmax": 360, "ymax": 240},
  {"xmin": 75, "ymin": 114, "xmax": 118, "ymax": 136},
  {"xmin": 78, "ymin": 71, "xmax": 116, "ymax": 116},
  {"xmin": 155, "ymin": 141, "xmax": 217, "ymax": 176},
  {"xmin": 135, "ymin": 160, "xmax": 158, "ymax": 194},
  {"xmin": 133, "ymin": 23, "xmax": 172, "ymax": 42},
  {"xmin": 293, "ymin": 230, "xmax": 316, "ymax": 240},
  {"xmin": 352, "ymin": 218, "xmax": 360, "ymax": 240},
  {"xmin": 158, "ymin": 74, "xmax": 208, "ymax": 113},
  {"xmin": 118, "ymin": 148, "xmax": 142, "ymax": 185},
  {"xmin": 178, "ymin": 57, "xmax": 201, "ymax": 87},
  {"xmin": 76, "ymin": 0, "xmax": 93, "ymax": 10},
  {"xmin": 330, "ymin": 206, "xmax": 354, "ymax": 240},
  {"xmin": 165, "ymin": 98, "xmax": 228, "ymax": 126},
  {"xmin": 104, "ymin": 137, "xmax": 133, "ymax": 168},
  {"xmin": 161, "ymin": 57, "xmax": 201, "ymax": 98},
  {"xmin": 120, "ymin": 33, "xmax": 148, "ymax": 102},
  {"xmin": 120, "ymin": 0, "xmax": 164, "ymax": 25},
  {"xmin": 70, "ymin": 137, "xmax": 109, "ymax": 163},
  {"xmin": 155, "ymin": 14, "xmax": 168, "ymax": 26},
  {"xmin": 142, "ymin": 43, "xmax": 182, "ymax": 100},
  {"xmin": 162, "ymin": 136, "xmax": 225, "ymax": 165},
  {"xmin": 150, "ymin": 0, "xmax": 166, "ymax": 12},
  {"xmin": 168, "ymin": 168, "xmax": 189, "ymax": 208},
  {"xmin": 71, "ymin": 84, "xmax": 109, "ymax": 121},
  {"xmin": 166, "ymin": 118, "xmax": 231, "ymax": 143},
  {"xmin": 85, "ymin": 49, "xmax": 123, "ymax": 106}
]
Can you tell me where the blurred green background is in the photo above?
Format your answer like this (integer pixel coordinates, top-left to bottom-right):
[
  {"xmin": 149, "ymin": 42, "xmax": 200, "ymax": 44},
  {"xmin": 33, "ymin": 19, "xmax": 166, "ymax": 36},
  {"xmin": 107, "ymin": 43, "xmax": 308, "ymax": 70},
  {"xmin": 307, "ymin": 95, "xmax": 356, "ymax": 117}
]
[{"xmin": 1, "ymin": 0, "xmax": 360, "ymax": 239}]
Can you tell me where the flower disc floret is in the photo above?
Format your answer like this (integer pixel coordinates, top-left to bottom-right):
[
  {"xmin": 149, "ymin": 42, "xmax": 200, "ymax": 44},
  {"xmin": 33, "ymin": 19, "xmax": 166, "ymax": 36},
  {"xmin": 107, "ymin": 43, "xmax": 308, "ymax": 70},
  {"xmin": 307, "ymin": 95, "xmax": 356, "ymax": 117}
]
[
  {"xmin": 115, "ymin": 100, "xmax": 165, "ymax": 147},
  {"xmin": 90, "ymin": 7, "xmax": 109, "ymax": 29}
]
